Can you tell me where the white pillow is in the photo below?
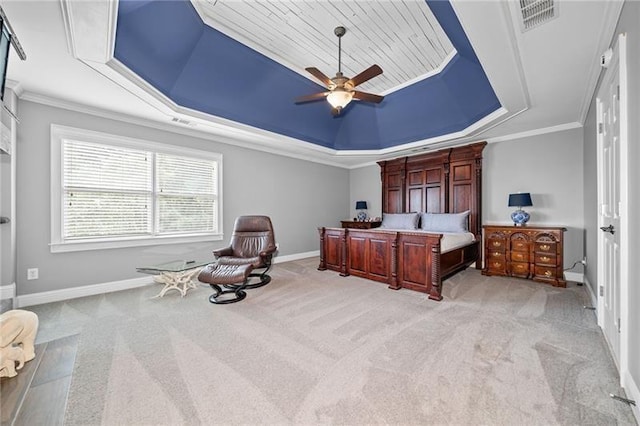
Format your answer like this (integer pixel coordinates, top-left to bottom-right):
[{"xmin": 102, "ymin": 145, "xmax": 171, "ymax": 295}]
[
  {"xmin": 420, "ymin": 210, "xmax": 470, "ymax": 233},
  {"xmin": 380, "ymin": 213, "xmax": 420, "ymax": 230}
]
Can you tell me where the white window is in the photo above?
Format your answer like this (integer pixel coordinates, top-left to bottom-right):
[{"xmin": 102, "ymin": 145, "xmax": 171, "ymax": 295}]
[{"xmin": 51, "ymin": 125, "xmax": 223, "ymax": 252}]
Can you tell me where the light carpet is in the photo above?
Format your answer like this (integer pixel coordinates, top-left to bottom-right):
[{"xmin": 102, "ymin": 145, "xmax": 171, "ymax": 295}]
[{"xmin": 29, "ymin": 257, "xmax": 637, "ymax": 425}]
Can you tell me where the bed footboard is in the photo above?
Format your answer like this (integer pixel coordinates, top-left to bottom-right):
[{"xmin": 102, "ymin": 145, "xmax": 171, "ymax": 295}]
[{"xmin": 318, "ymin": 227, "xmax": 476, "ymax": 301}]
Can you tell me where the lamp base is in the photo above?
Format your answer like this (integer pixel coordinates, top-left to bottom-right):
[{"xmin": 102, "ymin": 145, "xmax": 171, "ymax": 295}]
[
  {"xmin": 357, "ymin": 211, "xmax": 368, "ymax": 221},
  {"xmin": 511, "ymin": 209, "xmax": 530, "ymax": 226}
]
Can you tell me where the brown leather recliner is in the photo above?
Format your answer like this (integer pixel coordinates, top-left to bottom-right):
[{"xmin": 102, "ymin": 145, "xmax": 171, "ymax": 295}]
[{"xmin": 212, "ymin": 215, "xmax": 277, "ymax": 288}]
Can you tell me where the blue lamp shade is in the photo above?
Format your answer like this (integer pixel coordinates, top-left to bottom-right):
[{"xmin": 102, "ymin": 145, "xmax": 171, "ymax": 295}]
[
  {"xmin": 355, "ymin": 200, "xmax": 368, "ymax": 221},
  {"xmin": 508, "ymin": 193, "xmax": 533, "ymax": 226}
]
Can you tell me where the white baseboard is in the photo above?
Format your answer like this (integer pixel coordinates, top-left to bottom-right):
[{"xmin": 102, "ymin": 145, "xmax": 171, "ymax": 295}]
[
  {"xmin": 17, "ymin": 276, "xmax": 154, "ymax": 308},
  {"xmin": 622, "ymin": 370, "xmax": 640, "ymax": 424},
  {"xmin": 0, "ymin": 282, "xmax": 16, "ymax": 300},
  {"xmin": 16, "ymin": 250, "xmax": 320, "ymax": 307},
  {"xmin": 583, "ymin": 275, "xmax": 598, "ymax": 311},
  {"xmin": 563, "ymin": 271, "xmax": 584, "ymax": 284}
]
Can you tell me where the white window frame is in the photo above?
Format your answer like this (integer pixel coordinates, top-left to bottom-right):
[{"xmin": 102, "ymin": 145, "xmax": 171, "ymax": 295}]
[{"xmin": 50, "ymin": 124, "xmax": 223, "ymax": 253}]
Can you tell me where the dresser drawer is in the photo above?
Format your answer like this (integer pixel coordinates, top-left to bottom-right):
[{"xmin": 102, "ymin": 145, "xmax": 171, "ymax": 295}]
[
  {"xmin": 487, "ymin": 259, "xmax": 506, "ymax": 273},
  {"xmin": 510, "ymin": 262, "xmax": 530, "ymax": 277},
  {"xmin": 487, "ymin": 238, "xmax": 506, "ymax": 251},
  {"xmin": 511, "ymin": 240, "xmax": 529, "ymax": 252},
  {"xmin": 535, "ymin": 253, "xmax": 556, "ymax": 265},
  {"xmin": 488, "ymin": 250, "xmax": 506, "ymax": 260},
  {"xmin": 510, "ymin": 251, "xmax": 529, "ymax": 262},
  {"xmin": 535, "ymin": 242, "xmax": 557, "ymax": 254},
  {"xmin": 534, "ymin": 266, "xmax": 558, "ymax": 280}
]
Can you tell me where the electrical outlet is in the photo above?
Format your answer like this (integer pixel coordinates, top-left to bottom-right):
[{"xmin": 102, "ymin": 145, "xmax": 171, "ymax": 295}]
[{"xmin": 27, "ymin": 268, "xmax": 39, "ymax": 280}]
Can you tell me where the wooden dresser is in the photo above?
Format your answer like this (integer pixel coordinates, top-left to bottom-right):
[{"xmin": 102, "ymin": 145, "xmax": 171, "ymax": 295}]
[
  {"xmin": 340, "ymin": 220, "xmax": 382, "ymax": 229},
  {"xmin": 482, "ymin": 225, "xmax": 566, "ymax": 287}
]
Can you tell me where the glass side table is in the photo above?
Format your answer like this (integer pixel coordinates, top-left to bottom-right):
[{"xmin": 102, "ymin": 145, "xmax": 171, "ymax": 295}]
[{"xmin": 136, "ymin": 260, "xmax": 211, "ymax": 298}]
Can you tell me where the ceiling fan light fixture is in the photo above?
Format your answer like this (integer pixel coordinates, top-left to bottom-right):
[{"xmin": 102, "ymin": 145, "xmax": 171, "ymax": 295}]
[{"xmin": 326, "ymin": 89, "xmax": 353, "ymax": 109}]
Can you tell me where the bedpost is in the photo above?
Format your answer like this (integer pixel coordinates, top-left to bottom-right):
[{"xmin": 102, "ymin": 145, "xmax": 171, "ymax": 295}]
[
  {"xmin": 443, "ymin": 152, "xmax": 451, "ymax": 213},
  {"xmin": 388, "ymin": 233, "xmax": 401, "ymax": 290},
  {"xmin": 318, "ymin": 227, "xmax": 326, "ymax": 271},
  {"xmin": 475, "ymin": 156, "xmax": 483, "ymax": 270},
  {"xmin": 339, "ymin": 229, "xmax": 349, "ymax": 277},
  {"xmin": 429, "ymin": 242, "xmax": 444, "ymax": 301},
  {"xmin": 378, "ymin": 160, "xmax": 387, "ymax": 213}
]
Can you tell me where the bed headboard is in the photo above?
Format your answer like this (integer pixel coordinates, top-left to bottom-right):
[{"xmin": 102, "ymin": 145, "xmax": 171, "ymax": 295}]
[{"xmin": 377, "ymin": 141, "xmax": 487, "ymax": 239}]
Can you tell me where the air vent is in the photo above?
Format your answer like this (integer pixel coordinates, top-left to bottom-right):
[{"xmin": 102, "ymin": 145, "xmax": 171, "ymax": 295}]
[
  {"xmin": 171, "ymin": 117, "xmax": 196, "ymax": 127},
  {"xmin": 519, "ymin": 0, "xmax": 557, "ymax": 31}
]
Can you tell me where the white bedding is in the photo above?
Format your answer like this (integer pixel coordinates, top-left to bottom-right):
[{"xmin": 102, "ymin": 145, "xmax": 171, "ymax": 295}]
[
  {"xmin": 361, "ymin": 229, "xmax": 475, "ymax": 253},
  {"xmin": 439, "ymin": 232, "xmax": 476, "ymax": 253}
]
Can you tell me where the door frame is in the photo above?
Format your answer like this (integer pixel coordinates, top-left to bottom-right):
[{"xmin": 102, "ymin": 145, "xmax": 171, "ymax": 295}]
[{"xmin": 596, "ymin": 33, "xmax": 629, "ymax": 382}]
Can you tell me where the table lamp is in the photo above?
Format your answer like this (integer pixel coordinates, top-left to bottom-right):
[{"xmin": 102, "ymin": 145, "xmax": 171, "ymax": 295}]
[
  {"xmin": 355, "ymin": 201, "xmax": 368, "ymax": 221},
  {"xmin": 508, "ymin": 193, "xmax": 533, "ymax": 226}
]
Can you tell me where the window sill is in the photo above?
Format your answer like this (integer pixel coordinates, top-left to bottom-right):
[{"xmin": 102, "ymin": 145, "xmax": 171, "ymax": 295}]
[{"xmin": 50, "ymin": 233, "xmax": 223, "ymax": 253}]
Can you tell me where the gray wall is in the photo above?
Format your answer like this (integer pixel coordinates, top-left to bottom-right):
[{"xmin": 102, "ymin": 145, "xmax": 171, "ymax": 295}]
[
  {"xmin": 15, "ymin": 100, "xmax": 349, "ymax": 295},
  {"xmin": 584, "ymin": 0, "xmax": 640, "ymax": 398},
  {"xmin": 348, "ymin": 164, "xmax": 382, "ymax": 220},
  {"xmin": 350, "ymin": 130, "xmax": 586, "ymax": 267},
  {"xmin": 483, "ymin": 129, "xmax": 585, "ymax": 267}
]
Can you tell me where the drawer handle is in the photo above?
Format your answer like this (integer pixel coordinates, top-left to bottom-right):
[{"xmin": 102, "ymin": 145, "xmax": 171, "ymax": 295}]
[
  {"xmin": 544, "ymin": 270, "xmax": 552, "ymax": 277},
  {"xmin": 492, "ymin": 241, "xmax": 501, "ymax": 247},
  {"xmin": 540, "ymin": 244, "xmax": 550, "ymax": 251},
  {"xmin": 541, "ymin": 256, "xmax": 550, "ymax": 262},
  {"xmin": 493, "ymin": 262, "xmax": 501, "ymax": 267},
  {"xmin": 516, "ymin": 265, "xmax": 524, "ymax": 270},
  {"xmin": 493, "ymin": 252, "xmax": 501, "ymax": 257}
]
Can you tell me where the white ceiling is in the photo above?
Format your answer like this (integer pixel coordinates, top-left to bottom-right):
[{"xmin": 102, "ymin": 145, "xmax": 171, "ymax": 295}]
[
  {"xmin": 191, "ymin": 0, "xmax": 454, "ymax": 94},
  {"xmin": 3, "ymin": 0, "xmax": 623, "ymax": 168}
]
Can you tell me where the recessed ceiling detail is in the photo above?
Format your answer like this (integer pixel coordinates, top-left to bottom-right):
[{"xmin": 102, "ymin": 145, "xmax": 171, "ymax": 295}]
[
  {"xmin": 113, "ymin": 0, "xmax": 501, "ymax": 151},
  {"xmin": 190, "ymin": 0, "xmax": 455, "ymax": 95}
]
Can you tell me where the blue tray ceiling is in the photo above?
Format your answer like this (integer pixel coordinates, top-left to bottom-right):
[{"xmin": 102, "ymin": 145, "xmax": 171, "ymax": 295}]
[{"xmin": 115, "ymin": 0, "xmax": 500, "ymax": 150}]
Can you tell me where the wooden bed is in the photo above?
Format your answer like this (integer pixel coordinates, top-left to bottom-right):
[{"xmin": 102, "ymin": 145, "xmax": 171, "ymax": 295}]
[{"xmin": 318, "ymin": 142, "xmax": 486, "ymax": 301}]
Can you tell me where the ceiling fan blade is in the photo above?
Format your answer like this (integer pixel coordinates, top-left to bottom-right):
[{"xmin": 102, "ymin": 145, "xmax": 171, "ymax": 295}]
[
  {"xmin": 353, "ymin": 91, "xmax": 384, "ymax": 104},
  {"xmin": 347, "ymin": 65, "xmax": 383, "ymax": 88},
  {"xmin": 295, "ymin": 92, "xmax": 329, "ymax": 104},
  {"xmin": 305, "ymin": 67, "xmax": 332, "ymax": 86}
]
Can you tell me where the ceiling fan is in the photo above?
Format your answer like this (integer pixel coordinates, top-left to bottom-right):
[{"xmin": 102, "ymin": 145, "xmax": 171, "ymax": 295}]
[{"xmin": 295, "ymin": 26, "xmax": 384, "ymax": 116}]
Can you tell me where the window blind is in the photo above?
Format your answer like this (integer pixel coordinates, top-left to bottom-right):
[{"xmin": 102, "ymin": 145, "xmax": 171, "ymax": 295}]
[
  {"xmin": 156, "ymin": 154, "xmax": 217, "ymax": 234},
  {"xmin": 62, "ymin": 140, "xmax": 218, "ymax": 241},
  {"xmin": 63, "ymin": 140, "xmax": 152, "ymax": 239}
]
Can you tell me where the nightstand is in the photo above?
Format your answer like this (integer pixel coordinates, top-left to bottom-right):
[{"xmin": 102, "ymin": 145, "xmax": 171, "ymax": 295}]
[{"xmin": 340, "ymin": 220, "xmax": 382, "ymax": 229}]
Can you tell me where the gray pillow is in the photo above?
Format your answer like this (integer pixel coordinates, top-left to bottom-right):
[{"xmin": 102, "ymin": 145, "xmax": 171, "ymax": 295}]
[
  {"xmin": 380, "ymin": 213, "xmax": 420, "ymax": 230},
  {"xmin": 420, "ymin": 210, "xmax": 470, "ymax": 233}
]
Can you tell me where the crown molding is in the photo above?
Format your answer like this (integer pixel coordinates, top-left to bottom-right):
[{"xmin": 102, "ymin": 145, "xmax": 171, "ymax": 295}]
[
  {"xmin": 5, "ymin": 79, "xmax": 23, "ymax": 98},
  {"xmin": 485, "ymin": 121, "xmax": 582, "ymax": 144}
]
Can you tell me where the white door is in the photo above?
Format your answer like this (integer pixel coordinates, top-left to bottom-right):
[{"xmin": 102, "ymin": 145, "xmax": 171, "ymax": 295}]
[
  {"xmin": 0, "ymin": 141, "xmax": 9, "ymax": 290},
  {"xmin": 596, "ymin": 35, "xmax": 627, "ymax": 368}
]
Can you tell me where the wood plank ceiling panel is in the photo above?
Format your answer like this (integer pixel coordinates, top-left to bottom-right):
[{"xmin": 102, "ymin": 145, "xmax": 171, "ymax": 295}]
[{"xmin": 191, "ymin": 0, "xmax": 455, "ymax": 94}]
